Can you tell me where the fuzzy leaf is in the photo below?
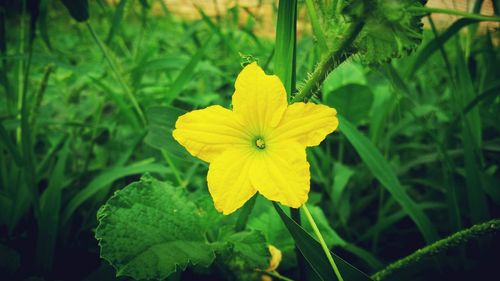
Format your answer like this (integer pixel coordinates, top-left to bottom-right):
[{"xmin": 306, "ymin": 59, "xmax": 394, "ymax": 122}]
[
  {"xmin": 327, "ymin": 0, "xmax": 426, "ymax": 64},
  {"xmin": 219, "ymin": 229, "xmax": 271, "ymax": 271},
  {"xmin": 357, "ymin": 0, "xmax": 425, "ymax": 63},
  {"xmin": 95, "ymin": 174, "xmax": 215, "ymax": 280}
]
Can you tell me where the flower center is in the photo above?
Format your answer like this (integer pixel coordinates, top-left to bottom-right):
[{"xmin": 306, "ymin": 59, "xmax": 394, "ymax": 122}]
[{"xmin": 255, "ymin": 138, "xmax": 266, "ymax": 149}]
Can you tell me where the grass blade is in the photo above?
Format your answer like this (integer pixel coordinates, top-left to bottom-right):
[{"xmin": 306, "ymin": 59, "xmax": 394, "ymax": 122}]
[
  {"xmin": 274, "ymin": 0, "xmax": 297, "ymax": 98},
  {"xmin": 304, "ymin": 0, "xmax": 328, "ymax": 53},
  {"xmin": 35, "ymin": 141, "xmax": 69, "ymax": 271},
  {"xmin": 407, "ymin": 18, "xmax": 479, "ymax": 77},
  {"xmin": 165, "ymin": 33, "xmax": 214, "ymax": 104},
  {"xmin": 274, "ymin": 203, "xmax": 373, "ymax": 281},
  {"xmin": 339, "ymin": 115, "xmax": 439, "ymax": 243},
  {"xmin": 106, "ymin": 0, "xmax": 130, "ymax": 44}
]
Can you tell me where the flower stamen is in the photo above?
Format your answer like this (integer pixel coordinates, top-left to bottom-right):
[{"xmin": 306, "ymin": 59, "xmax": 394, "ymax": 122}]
[{"xmin": 255, "ymin": 138, "xmax": 266, "ymax": 149}]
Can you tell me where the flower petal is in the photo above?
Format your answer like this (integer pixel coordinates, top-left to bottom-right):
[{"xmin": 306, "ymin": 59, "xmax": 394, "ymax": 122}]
[
  {"xmin": 269, "ymin": 102, "xmax": 338, "ymax": 147},
  {"xmin": 173, "ymin": 105, "xmax": 251, "ymax": 162},
  {"xmin": 250, "ymin": 141, "xmax": 309, "ymax": 208},
  {"xmin": 232, "ymin": 62, "xmax": 288, "ymax": 136},
  {"xmin": 207, "ymin": 147, "xmax": 257, "ymax": 215}
]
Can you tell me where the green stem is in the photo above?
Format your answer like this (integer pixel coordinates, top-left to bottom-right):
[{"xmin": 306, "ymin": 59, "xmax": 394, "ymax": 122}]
[
  {"xmin": 302, "ymin": 204, "xmax": 344, "ymax": 281},
  {"xmin": 371, "ymin": 218, "xmax": 500, "ymax": 281},
  {"xmin": 161, "ymin": 149, "xmax": 183, "ymax": 187},
  {"xmin": 85, "ymin": 22, "xmax": 146, "ymax": 126},
  {"xmin": 292, "ymin": 20, "xmax": 364, "ymax": 103},
  {"xmin": 408, "ymin": 6, "xmax": 500, "ymax": 22},
  {"xmin": 304, "ymin": 0, "xmax": 328, "ymax": 53},
  {"xmin": 261, "ymin": 270, "xmax": 295, "ymax": 281}
]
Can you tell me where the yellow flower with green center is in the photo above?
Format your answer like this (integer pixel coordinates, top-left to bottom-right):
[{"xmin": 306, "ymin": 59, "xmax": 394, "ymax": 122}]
[{"xmin": 173, "ymin": 62, "xmax": 338, "ymax": 214}]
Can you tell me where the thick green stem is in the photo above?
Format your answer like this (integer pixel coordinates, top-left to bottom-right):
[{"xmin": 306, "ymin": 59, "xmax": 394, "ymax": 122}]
[
  {"xmin": 408, "ymin": 6, "xmax": 500, "ymax": 22},
  {"xmin": 86, "ymin": 22, "xmax": 146, "ymax": 126},
  {"xmin": 292, "ymin": 20, "xmax": 364, "ymax": 103},
  {"xmin": 302, "ymin": 204, "xmax": 344, "ymax": 281},
  {"xmin": 371, "ymin": 219, "xmax": 500, "ymax": 281}
]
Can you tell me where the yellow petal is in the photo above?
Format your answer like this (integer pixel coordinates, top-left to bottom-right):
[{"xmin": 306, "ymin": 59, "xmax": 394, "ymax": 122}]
[
  {"xmin": 250, "ymin": 141, "xmax": 309, "ymax": 208},
  {"xmin": 173, "ymin": 105, "xmax": 251, "ymax": 162},
  {"xmin": 269, "ymin": 102, "xmax": 338, "ymax": 147},
  {"xmin": 232, "ymin": 62, "xmax": 288, "ymax": 136},
  {"xmin": 207, "ymin": 147, "xmax": 257, "ymax": 215},
  {"xmin": 266, "ymin": 245, "xmax": 282, "ymax": 272}
]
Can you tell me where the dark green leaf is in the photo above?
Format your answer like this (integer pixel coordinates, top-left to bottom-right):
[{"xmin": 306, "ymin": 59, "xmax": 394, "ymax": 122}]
[
  {"xmin": 61, "ymin": 0, "xmax": 89, "ymax": 22},
  {"xmin": 274, "ymin": 203, "xmax": 373, "ymax": 281},
  {"xmin": 145, "ymin": 106, "xmax": 190, "ymax": 159}
]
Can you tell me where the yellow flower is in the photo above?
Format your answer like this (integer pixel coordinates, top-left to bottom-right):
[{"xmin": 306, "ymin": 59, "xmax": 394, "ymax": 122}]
[{"xmin": 173, "ymin": 62, "xmax": 338, "ymax": 214}]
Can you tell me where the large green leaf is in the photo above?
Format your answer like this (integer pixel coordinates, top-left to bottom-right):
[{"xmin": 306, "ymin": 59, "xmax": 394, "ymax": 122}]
[
  {"xmin": 338, "ymin": 116, "xmax": 439, "ymax": 243},
  {"xmin": 273, "ymin": 203, "xmax": 372, "ymax": 281},
  {"xmin": 96, "ymin": 175, "xmax": 215, "ymax": 280},
  {"xmin": 325, "ymin": 84, "xmax": 374, "ymax": 124},
  {"xmin": 327, "ymin": 0, "xmax": 425, "ymax": 64}
]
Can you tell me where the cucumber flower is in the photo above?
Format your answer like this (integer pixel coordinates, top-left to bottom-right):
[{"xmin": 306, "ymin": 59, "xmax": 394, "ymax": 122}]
[{"xmin": 173, "ymin": 62, "xmax": 338, "ymax": 214}]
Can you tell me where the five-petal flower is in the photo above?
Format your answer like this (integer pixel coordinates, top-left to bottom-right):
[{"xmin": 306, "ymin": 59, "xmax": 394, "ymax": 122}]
[{"xmin": 173, "ymin": 62, "xmax": 338, "ymax": 214}]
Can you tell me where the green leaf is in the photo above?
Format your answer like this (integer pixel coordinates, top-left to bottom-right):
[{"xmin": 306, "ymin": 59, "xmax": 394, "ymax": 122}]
[
  {"xmin": 338, "ymin": 116, "xmax": 439, "ymax": 243},
  {"xmin": 248, "ymin": 202, "xmax": 296, "ymax": 269},
  {"xmin": 302, "ymin": 205, "xmax": 347, "ymax": 248},
  {"xmin": 407, "ymin": 18, "xmax": 479, "ymax": 77},
  {"xmin": 165, "ymin": 33, "xmax": 214, "ymax": 104},
  {"xmin": 322, "ymin": 62, "xmax": 367, "ymax": 97},
  {"xmin": 219, "ymin": 229, "xmax": 270, "ymax": 270},
  {"xmin": 273, "ymin": 203, "xmax": 373, "ymax": 281},
  {"xmin": 36, "ymin": 141, "xmax": 70, "ymax": 271},
  {"xmin": 106, "ymin": 0, "xmax": 130, "ymax": 44},
  {"xmin": 62, "ymin": 160, "xmax": 170, "ymax": 224},
  {"xmin": 332, "ymin": 0, "xmax": 425, "ymax": 64},
  {"xmin": 96, "ymin": 175, "xmax": 215, "ymax": 280},
  {"xmin": 61, "ymin": 0, "xmax": 89, "ymax": 22},
  {"xmin": 325, "ymin": 84, "xmax": 374, "ymax": 124},
  {"xmin": 145, "ymin": 106, "xmax": 191, "ymax": 159},
  {"xmin": 38, "ymin": 0, "xmax": 52, "ymax": 50},
  {"xmin": 331, "ymin": 163, "xmax": 354, "ymax": 210},
  {"xmin": 455, "ymin": 43, "xmax": 489, "ymax": 223},
  {"xmin": 275, "ymin": 0, "xmax": 297, "ymax": 97}
]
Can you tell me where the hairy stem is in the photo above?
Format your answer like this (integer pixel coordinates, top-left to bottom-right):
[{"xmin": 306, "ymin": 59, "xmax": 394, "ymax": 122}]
[
  {"xmin": 408, "ymin": 7, "xmax": 500, "ymax": 22},
  {"xmin": 292, "ymin": 20, "xmax": 364, "ymax": 103},
  {"xmin": 371, "ymin": 219, "xmax": 500, "ymax": 281}
]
